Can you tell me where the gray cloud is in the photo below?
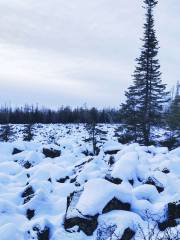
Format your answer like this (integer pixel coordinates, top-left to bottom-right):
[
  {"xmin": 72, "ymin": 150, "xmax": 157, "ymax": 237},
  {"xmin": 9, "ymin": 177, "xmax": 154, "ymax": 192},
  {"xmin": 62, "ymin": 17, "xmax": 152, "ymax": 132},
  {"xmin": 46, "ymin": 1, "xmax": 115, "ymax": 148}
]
[{"xmin": 0, "ymin": 0, "xmax": 179, "ymax": 108}]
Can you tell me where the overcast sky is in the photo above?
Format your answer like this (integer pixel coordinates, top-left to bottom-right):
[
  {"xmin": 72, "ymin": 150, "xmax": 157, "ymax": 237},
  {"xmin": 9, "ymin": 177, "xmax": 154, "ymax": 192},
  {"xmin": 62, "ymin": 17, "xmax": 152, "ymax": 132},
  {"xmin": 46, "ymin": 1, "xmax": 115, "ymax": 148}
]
[{"xmin": 0, "ymin": 0, "xmax": 179, "ymax": 109}]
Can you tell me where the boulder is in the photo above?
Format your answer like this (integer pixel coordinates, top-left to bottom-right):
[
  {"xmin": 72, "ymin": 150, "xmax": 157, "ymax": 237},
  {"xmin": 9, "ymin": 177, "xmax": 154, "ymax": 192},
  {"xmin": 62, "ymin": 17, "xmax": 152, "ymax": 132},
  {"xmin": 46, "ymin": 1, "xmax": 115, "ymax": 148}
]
[
  {"xmin": 102, "ymin": 197, "xmax": 131, "ymax": 214},
  {"xmin": 64, "ymin": 191, "xmax": 98, "ymax": 236},
  {"xmin": 42, "ymin": 148, "xmax": 61, "ymax": 158},
  {"xmin": 35, "ymin": 226, "xmax": 50, "ymax": 240},
  {"xmin": 21, "ymin": 185, "xmax": 35, "ymax": 204},
  {"xmin": 144, "ymin": 177, "xmax": 164, "ymax": 193},
  {"xmin": 168, "ymin": 202, "xmax": 180, "ymax": 220},
  {"xmin": 105, "ymin": 175, "xmax": 122, "ymax": 185},
  {"xmin": 28, "ymin": 225, "xmax": 50, "ymax": 240},
  {"xmin": 105, "ymin": 150, "xmax": 120, "ymax": 155},
  {"xmin": 26, "ymin": 209, "xmax": 35, "ymax": 220},
  {"xmin": 57, "ymin": 176, "xmax": 69, "ymax": 183},
  {"xmin": 64, "ymin": 179, "xmax": 132, "ymax": 235},
  {"xmin": 23, "ymin": 161, "xmax": 32, "ymax": 169},
  {"xmin": 12, "ymin": 148, "xmax": 23, "ymax": 155},
  {"xmin": 64, "ymin": 215, "xmax": 98, "ymax": 236},
  {"xmin": 111, "ymin": 151, "xmax": 138, "ymax": 182},
  {"xmin": 103, "ymin": 140, "xmax": 122, "ymax": 155},
  {"xmin": 76, "ymin": 179, "xmax": 132, "ymax": 217},
  {"xmin": 121, "ymin": 227, "xmax": 135, "ymax": 240},
  {"xmin": 159, "ymin": 201, "xmax": 180, "ymax": 230},
  {"xmin": 162, "ymin": 168, "xmax": 170, "ymax": 174}
]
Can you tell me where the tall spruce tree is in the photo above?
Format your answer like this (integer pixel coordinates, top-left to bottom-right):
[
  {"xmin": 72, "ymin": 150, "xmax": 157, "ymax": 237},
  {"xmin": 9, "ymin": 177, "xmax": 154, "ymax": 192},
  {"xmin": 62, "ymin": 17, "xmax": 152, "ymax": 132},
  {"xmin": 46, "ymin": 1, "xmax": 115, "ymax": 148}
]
[{"xmin": 121, "ymin": 0, "xmax": 169, "ymax": 145}]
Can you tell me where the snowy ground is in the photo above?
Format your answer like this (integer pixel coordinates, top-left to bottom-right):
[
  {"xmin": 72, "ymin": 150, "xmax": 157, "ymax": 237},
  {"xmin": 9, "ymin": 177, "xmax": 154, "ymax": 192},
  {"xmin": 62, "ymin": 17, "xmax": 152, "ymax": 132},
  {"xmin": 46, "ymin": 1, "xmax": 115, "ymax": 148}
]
[{"xmin": 0, "ymin": 124, "xmax": 179, "ymax": 240}]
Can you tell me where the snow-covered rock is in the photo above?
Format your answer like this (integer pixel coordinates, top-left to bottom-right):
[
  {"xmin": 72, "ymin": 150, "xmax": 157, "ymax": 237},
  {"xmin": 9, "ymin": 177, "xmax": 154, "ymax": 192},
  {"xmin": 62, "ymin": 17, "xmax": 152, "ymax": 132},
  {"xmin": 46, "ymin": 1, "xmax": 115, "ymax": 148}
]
[
  {"xmin": 103, "ymin": 140, "xmax": 122, "ymax": 154},
  {"xmin": 111, "ymin": 151, "xmax": 139, "ymax": 181},
  {"xmin": 76, "ymin": 178, "xmax": 132, "ymax": 216}
]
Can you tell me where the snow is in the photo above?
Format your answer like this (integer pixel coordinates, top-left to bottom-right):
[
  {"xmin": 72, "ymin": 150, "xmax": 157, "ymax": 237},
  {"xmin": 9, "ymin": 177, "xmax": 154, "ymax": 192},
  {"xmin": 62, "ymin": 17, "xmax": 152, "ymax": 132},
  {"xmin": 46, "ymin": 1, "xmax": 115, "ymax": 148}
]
[
  {"xmin": 0, "ymin": 124, "xmax": 179, "ymax": 239},
  {"xmin": 111, "ymin": 151, "xmax": 138, "ymax": 181},
  {"xmin": 97, "ymin": 210, "xmax": 144, "ymax": 239},
  {"xmin": 0, "ymin": 223, "xmax": 23, "ymax": 240},
  {"xmin": 76, "ymin": 178, "xmax": 132, "ymax": 216},
  {"xmin": 103, "ymin": 140, "xmax": 122, "ymax": 153},
  {"xmin": 148, "ymin": 145, "xmax": 169, "ymax": 155},
  {"xmin": 133, "ymin": 184, "xmax": 159, "ymax": 203}
]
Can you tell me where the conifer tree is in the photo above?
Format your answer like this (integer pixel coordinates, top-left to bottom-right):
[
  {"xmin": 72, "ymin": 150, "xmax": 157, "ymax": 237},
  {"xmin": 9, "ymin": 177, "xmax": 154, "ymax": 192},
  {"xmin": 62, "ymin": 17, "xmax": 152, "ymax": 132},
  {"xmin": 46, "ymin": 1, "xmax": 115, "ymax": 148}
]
[
  {"xmin": 23, "ymin": 124, "xmax": 34, "ymax": 141},
  {"xmin": 167, "ymin": 81, "xmax": 180, "ymax": 131},
  {"xmin": 0, "ymin": 124, "xmax": 13, "ymax": 142},
  {"xmin": 121, "ymin": 0, "xmax": 169, "ymax": 145}
]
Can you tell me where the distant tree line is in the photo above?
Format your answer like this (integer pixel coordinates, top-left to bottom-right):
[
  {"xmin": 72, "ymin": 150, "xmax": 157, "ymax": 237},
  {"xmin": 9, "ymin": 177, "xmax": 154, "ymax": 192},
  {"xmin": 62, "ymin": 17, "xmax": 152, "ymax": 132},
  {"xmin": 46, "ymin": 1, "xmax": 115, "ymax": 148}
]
[{"xmin": 0, "ymin": 105, "xmax": 121, "ymax": 124}]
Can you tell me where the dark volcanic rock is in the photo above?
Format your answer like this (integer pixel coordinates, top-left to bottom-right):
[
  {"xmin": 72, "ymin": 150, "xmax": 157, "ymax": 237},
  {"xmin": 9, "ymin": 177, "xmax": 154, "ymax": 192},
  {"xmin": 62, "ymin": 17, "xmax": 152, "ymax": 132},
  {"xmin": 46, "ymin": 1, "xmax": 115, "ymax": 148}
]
[
  {"xmin": 145, "ymin": 177, "xmax": 164, "ymax": 193},
  {"xmin": 158, "ymin": 219, "xmax": 177, "ymax": 231},
  {"xmin": 159, "ymin": 201, "xmax": 180, "ymax": 230},
  {"xmin": 12, "ymin": 148, "xmax": 23, "ymax": 155},
  {"xmin": 48, "ymin": 178, "xmax": 52, "ymax": 183},
  {"xmin": 64, "ymin": 191, "xmax": 98, "ymax": 236},
  {"xmin": 168, "ymin": 202, "xmax": 180, "ymax": 219},
  {"xmin": 104, "ymin": 150, "xmax": 120, "ymax": 155},
  {"xmin": 128, "ymin": 179, "xmax": 134, "ymax": 186},
  {"xmin": 57, "ymin": 176, "xmax": 69, "ymax": 183},
  {"xmin": 102, "ymin": 197, "xmax": 131, "ymax": 214},
  {"xmin": 121, "ymin": 228, "xmax": 135, "ymax": 240},
  {"xmin": 22, "ymin": 186, "xmax": 35, "ymax": 204},
  {"xmin": 43, "ymin": 148, "xmax": 61, "ymax": 158},
  {"xmin": 26, "ymin": 209, "xmax": 35, "ymax": 220},
  {"xmin": 33, "ymin": 226, "xmax": 50, "ymax": 240},
  {"xmin": 23, "ymin": 161, "xmax": 32, "ymax": 169},
  {"xmin": 64, "ymin": 215, "xmax": 98, "ymax": 236},
  {"xmin": 108, "ymin": 156, "xmax": 115, "ymax": 166},
  {"xmin": 105, "ymin": 175, "xmax": 122, "ymax": 185},
  {"xmin": 70, "ymin": 177, "xmax": 77, "ymax": 183},
  {"xmin": 162, "ymin": 168, "xmax": 170, "ymax": 174}
]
